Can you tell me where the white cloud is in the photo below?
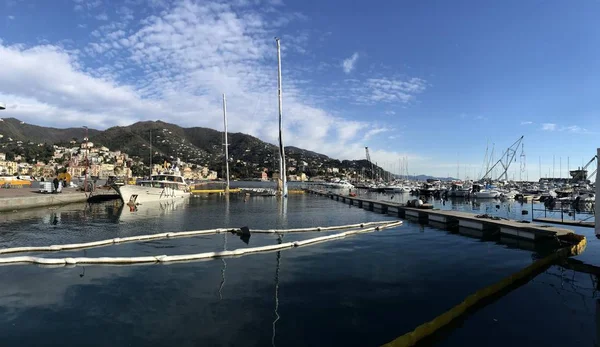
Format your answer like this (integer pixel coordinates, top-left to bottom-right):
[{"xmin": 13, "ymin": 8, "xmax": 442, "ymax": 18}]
[
  {"xmin": 8, "ymin": 15, "xmax": 15, "ymax": 20},
  {"xmin": 0, "ymin": 0, "xmax": 423, "ymax": 166},
  {"xmin": 542, "ymin": 123, "xmax": 557, "ymax": 131},
  {"xmin": 95, "ymin": 13, "xmax": 108, "ymax": 20},
  {"xmin": 364, "ymin": 127, "xmax": 391, "ymax": 140},
  {"xmin": 342, "ymin": 52, "xmax": 359, "ymax": 74},
  {"xmin": 357, "ymin": 77, "xmax": 426, "ymax": 104},
  {"xmin": 563, "ymin": 125, "xmax": 588, "ymax": 133},
  {"xmin": 520, "ymin": 121, "xmax": 533, "ymax": 125}
]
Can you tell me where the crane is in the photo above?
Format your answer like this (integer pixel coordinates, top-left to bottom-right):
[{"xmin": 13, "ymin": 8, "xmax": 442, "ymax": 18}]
[
  {"xmin": 365, "ymin": 147, "xmax": 374, "ymax": 180},
  {"xmin": 570, "ymin": 155, "xmax": 597, "ymax": 183},
  {"xmin": 481, "ymin": 136, "xmax": 524, "ymax": 181}
]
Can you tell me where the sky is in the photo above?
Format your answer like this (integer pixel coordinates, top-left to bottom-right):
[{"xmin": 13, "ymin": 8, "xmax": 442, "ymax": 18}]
[{"xmin": 0, "ymin": 0, "xmax": 599, "ymax": 180}]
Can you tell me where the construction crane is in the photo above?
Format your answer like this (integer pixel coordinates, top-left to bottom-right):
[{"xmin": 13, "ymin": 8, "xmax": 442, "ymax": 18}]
[
  {"xmin": 570, "ymin": 155, "xmax": 597, "ymax": 183},
  {"xmin": 481, "ymin": 136, "xmax": 524, "ymax": 181},
  {"xmin": 365, "ymin": 147, "xmax": 374, "ymax": 180},
  {"xmin": 519, "ymin": 143, "xmax": 526, "ymax": 181}
]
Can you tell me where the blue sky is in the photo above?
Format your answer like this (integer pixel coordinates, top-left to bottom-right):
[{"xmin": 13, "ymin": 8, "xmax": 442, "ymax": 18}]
[{"xmin": 0, "ymin": 0, "xmax": 598, "ymax": 179}]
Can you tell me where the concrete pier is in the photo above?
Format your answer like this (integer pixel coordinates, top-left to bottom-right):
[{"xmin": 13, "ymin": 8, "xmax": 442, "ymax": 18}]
[
  {"xmin": 307, "ymin": 189, "xmax": 574, "ymax": 241},
  {"xmin": 0, "ymin": 188, "xmax": 88, "ymax": 212}
]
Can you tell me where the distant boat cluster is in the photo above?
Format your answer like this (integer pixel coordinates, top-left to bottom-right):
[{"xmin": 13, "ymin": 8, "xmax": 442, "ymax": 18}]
[{"xmin": 316, "ymin": 177, "xmax": 596, "ymax": 209}]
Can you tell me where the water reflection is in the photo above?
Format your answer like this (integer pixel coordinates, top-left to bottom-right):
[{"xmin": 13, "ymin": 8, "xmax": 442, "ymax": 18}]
[
  {"xmin": 272, "ymin": 235, "xmax": 283, "ymax": 347},
  {"xmin": 117, "ymin": 199, "xmax": 186, "ymax": 222}
]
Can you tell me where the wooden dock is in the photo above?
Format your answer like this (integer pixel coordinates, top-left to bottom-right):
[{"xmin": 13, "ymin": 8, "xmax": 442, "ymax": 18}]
[{"xmin": 307, "ymin": 189, "xmax": 574, "ymax": 241}]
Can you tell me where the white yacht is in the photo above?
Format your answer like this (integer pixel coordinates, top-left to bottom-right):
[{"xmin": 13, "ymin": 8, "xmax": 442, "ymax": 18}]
[
  {"xmin": 325, "ymin": 179, "xmax": 355, "ymax": 189},
  {"xmin": 116, "ymin": 169, "xmax": 190, "ymax": 204},
  {"xmin": 472, "ymin": 183, "xmax": 500, "ymax": 199}
]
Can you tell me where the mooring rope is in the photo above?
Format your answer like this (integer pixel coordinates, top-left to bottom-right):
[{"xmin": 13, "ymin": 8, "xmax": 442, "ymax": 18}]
[
  {"xmin": 0, "ymin": 221, "xmax": 402, "ymax": 266},
  {"xmin": 0, "ymin": 221, "xmax": 395, "ymax": 255}
]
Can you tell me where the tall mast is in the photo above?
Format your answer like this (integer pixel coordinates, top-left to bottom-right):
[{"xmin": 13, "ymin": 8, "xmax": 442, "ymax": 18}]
[
  {"xmin": 275, "ymin": 37, "xmax": 288, "ymax": 197},
  {"xmin": 149, "ymin": 129, "xmax": 152, "ymax": 177},
  {"xmin": 222, "ymin": 94, "xmax": 230, "ymax": 193}
]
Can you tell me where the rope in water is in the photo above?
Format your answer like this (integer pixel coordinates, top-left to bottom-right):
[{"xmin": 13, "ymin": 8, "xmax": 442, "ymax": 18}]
[
  {"xmin": 0, "ymin": 221, "xmax": 402, "ymax": 266},
  {"xmin": 0, "ymin": 221, "xmax": 394, "ymax": 255}
]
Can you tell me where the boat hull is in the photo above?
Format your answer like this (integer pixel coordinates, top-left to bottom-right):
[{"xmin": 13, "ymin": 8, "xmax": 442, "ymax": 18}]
[
  {"xmin": 117, "ymin": 185, "xmax": 190, "ymax": 204},
  {"xmin": 473, "ymin": 191, "xmax": 499, "ymax": 199},
  {"xmin": 449, "ymin": 190, "xmax": 470, "ymax": 197}
]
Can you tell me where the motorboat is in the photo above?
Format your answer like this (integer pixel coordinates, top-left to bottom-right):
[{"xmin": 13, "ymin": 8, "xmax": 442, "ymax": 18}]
[
  {"xmin": 325, "ymin": 179, "xmax": 354, "ymax": 189},
  {"xmin": 116, "ymin": 168, "xmax": 190, "ymax": 204},
  {"xmin": 418, "ymin": 183, "xmax": 437, "ymax": 195},
  {"xmin": 448, "ymin": 182, "xmax": 470, "ymax": 197},
  {"xmin": 472, "ymin": 183, "xmax": 500, "ymax": 199}
]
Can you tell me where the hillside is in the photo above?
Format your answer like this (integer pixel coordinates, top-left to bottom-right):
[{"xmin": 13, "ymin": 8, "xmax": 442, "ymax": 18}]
[
  {"xmin": 89, "ymin": 120, "xmax": 352, "ymax": 178},
  {"xmin": 0, "ymin": 118, "xmax": 100, "ymax": 143},
  {"xmin": 0, "ymin": 118, "xmax": 393, "ymax": 179}
]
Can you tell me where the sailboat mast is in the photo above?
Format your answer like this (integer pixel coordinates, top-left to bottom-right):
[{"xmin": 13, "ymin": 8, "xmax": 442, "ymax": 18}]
[
  {"xmin": 275, "ymin": 37, "xmax": 288, "ymax": 197},
  {"xmin": 222, "ymin": 94, "xmax": 230, "ymax": 193},
  {"xmin": 149, "ymin": 129, "xmax": 152, "ymax": 177}
]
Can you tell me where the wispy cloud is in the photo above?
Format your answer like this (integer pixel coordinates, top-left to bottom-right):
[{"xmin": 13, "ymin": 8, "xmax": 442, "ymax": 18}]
[
  {"xmin": 95, "ymin": 13, "xmax": 108, "ymax": 21},
  {"xmin": 357, "ymin": 77, "xmax": 426, "ymax": 104},
  {"xmin": 520, "ymin": 121, "xmax": 533, "ymax": 125},
  {"xmin": 563, "ymin": 125, "xmax": 588, "ymax": 133},
  {"xmin": 540, "ymin": 123, "xmax": 591, "ymax": 134},
  {"xmin": 7, "ymin": 15, "xmax": 15, "ymax": 20},
  {"xmin": 542, "ymin": 123, "xmax": 557, "ymax": 131},
  {"xmin": 342, "ymin": 52, "xmax": 359, "ymax": 74}
]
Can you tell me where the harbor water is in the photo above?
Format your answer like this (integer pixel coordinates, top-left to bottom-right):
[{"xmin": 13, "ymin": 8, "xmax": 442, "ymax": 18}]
[{"xmin": 0, "ymin": 191, "xmax": 598, "ymax": 346}]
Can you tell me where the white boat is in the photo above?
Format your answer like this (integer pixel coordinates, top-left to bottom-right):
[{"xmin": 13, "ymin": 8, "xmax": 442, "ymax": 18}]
[
  {"xmin": 448, "ymin": 183, "xmax": 470, "ymax": 197},
  {"xmin": 325, "ymin": 179, "xmax": 354, "ymax": 189},
  {"xmin": 473, "ymin": 189, "xmax": 500, "ymax": 199},
  {"xmin": 116, "ymin": 169, "xmax": 190, "ymax": 204},
  {"xmin": 472, "ymin": 183, "xmax": 499, "ymax": 199}
]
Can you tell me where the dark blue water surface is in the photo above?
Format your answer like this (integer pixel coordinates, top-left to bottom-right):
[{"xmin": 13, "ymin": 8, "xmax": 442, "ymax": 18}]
[{"xmin": 0, "ymin": 191, "xmax": 598, "ymax": 347}]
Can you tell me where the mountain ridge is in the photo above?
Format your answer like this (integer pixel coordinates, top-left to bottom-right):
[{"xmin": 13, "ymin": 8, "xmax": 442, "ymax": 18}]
[{"xmin": 0, "ymin": 118, "xmax": 397, "ymax": 179}]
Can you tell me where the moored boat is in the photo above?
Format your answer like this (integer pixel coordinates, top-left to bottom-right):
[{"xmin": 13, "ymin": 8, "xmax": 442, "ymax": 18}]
[{"xmin": 116, "ymin": 168, "xmax": 190, "ymax": 204}]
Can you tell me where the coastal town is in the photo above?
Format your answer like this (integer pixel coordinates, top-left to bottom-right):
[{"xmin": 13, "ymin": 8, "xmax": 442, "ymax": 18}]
[{"xmin": 0, "ymin": 135, "xmax": 317, "ymax": 183}]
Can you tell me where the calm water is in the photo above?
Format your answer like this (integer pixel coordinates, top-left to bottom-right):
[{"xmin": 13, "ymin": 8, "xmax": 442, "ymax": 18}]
[{"xmin": 0, "ymin": 191, "xmax": 598, "ymax": 346}]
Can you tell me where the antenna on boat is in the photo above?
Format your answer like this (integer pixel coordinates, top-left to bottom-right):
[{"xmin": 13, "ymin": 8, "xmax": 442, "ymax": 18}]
[
  {"xmin": 222, "ymin": 93, "xmax": 230, "ymax": 194},
  {"xmin": 275, "ymin": 37, "xmax": 288, "ymax": 198}
]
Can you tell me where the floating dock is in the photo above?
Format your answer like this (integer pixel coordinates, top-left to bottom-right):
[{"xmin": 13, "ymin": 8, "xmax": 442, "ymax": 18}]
[
  {"xmin": 532, "ymin": 217, "xmax": 595, "ymax": 228},
  {"xmin": 307, "ymin": 189, "xmax": 574, "ymax": 241}
]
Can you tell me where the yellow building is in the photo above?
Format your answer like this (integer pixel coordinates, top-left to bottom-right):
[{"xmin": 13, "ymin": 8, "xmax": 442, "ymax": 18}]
[{"xmin": 0, "ymin": 160, "xmax": 18, "ymax": 175}]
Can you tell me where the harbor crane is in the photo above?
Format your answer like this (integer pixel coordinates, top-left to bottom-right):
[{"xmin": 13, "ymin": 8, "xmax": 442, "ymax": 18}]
[
  {"xmin": 570, "ymin": 155, "xmax": 597, "ymax": 183},
  {"xmin": 365, "ymin": 147, "xmax": 374, "ymax": 180},
  {"xmin": 481, "ymin": 135, "xmax": 524, "ymax": 181}
]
